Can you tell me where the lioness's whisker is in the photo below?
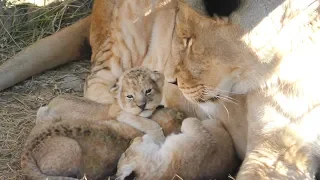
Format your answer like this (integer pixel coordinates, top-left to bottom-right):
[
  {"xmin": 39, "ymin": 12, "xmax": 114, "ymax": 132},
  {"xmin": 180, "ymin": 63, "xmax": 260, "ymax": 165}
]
[{"xmin": 217, "ymin": 98, "xmax": 230, "ymax": 120}]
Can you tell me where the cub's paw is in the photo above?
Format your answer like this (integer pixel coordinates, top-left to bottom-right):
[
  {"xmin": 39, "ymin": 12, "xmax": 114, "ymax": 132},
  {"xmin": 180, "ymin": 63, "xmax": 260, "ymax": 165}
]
[
  {"xmin": 36, "ymin": 106, "xmax": 60, "ymax": 124},
  {"xmin": 175, "ymin": 111, "xmax": 185, "ymax": 121},
  {"xmin": 181, "ymin": 117, "xmax": 202, "ymax": 134},
  {"xmin": 117, "ymin": 111, "xmax": 136, "ymax": 123}
]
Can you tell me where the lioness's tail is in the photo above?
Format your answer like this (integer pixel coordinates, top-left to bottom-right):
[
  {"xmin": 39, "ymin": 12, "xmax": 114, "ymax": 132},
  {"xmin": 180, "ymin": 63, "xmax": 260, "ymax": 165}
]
[{"xmin": 0, "ymin": 15, "xmax": 92, "ymax": 91}]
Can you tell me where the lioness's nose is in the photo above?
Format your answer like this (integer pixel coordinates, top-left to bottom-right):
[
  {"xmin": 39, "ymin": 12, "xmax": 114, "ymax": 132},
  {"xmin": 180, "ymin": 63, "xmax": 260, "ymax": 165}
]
[{"xmin": 168, "ymin": 79, "xmax": 178, "ymax": 86}]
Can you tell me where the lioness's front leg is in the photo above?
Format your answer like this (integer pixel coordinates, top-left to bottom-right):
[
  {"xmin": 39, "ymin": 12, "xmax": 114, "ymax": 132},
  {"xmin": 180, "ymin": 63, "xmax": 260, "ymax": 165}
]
[
  {"xmin": 237, "ymin": 146, "xmax": 315, "ymax": 179},
  {"xmin": 235, "ymin": 92, "xmax": 318, "ymax": 180}
]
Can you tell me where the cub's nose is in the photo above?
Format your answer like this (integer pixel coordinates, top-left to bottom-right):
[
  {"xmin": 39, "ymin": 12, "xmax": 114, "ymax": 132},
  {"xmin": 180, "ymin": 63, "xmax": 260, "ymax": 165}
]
[{"xmin": 138, "ymin": 103, "xmax": 147, "ymax": 110}]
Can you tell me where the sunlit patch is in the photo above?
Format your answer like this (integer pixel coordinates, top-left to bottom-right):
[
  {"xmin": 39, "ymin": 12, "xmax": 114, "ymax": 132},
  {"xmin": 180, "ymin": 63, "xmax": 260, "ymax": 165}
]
[
  {"xmin": 240, "ymin": 0, "xmax": 319, "ymax": 63},
  {"xmin": 7, "ymin": 0, "xmax": 59, "ymax": 6},
  {"xmin": 133, "ymin": 0, "xmax": 173, "ymax": 23}
]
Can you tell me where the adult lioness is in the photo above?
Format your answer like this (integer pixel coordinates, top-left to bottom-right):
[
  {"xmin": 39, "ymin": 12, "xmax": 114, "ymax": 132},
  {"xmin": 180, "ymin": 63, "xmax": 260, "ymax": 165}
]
[{"xmin": 162, "ymin": 1, "xmax": 320, "ymax": 180}]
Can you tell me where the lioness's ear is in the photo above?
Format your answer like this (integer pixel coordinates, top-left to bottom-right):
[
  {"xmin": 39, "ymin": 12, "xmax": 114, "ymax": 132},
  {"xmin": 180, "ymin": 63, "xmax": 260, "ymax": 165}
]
[
  {"xmin": 212, "ymin": 14, "xmax": 229, "ymax": 24},
  {"xmin": 151, "ymin": 71, "xmax": 164, "ymax": 89}
]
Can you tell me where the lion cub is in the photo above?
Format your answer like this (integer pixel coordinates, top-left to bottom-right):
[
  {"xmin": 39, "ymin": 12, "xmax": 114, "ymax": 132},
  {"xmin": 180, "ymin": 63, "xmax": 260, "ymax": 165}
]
[
  {"xmin": 21, "ymin": 67, "xmax": 183, "ymax": 180},
  {"xmin": 116, "ymin": 117, "xmax": 239, "ymax": 180},
  {"xmin": 36, "ymin": 66, "xmax": 164, "ymax": 124}
]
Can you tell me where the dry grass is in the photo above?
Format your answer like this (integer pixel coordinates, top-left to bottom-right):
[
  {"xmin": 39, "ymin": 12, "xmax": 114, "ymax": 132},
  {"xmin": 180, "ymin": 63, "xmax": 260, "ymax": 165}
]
[{"xmin": 0, "ymin": 0, "xmax": 92, "ymax": 179}]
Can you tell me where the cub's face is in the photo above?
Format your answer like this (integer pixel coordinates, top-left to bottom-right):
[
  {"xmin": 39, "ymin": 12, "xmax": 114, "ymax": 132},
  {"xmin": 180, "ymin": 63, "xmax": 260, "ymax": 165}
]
[
  {"xmin": 113, "ymin": 67, "xmax": 164, "ymax": 117},
  {"xmin": 116, "ymin": 135, "xmax": 160, "ymax": 180}
]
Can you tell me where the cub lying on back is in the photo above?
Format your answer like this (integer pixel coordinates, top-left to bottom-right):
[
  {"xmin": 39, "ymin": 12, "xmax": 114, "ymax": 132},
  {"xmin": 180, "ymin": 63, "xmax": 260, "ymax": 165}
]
[
  {"xmin": 116, "ymin": 116, "xmax": 240, "ymax": 180},
  {"xmin": 21, "ymin": 67, "xmax": 183, "ymax": 180}
]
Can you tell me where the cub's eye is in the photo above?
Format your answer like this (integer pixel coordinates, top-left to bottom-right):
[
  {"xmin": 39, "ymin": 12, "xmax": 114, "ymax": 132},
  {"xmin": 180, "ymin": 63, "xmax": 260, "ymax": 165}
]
[
  {"xmin": 145, "ymin": 89, "xmax": 152, "ymax": 95},
  {"xmin": 126, "ymin": 95, "xmax": 134, "ymax": 99}
]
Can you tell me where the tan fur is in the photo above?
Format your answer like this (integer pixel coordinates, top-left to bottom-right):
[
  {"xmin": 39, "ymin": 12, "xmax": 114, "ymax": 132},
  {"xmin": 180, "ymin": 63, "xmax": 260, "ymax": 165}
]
[
  {"xmin": 0, "ymin": 16, "xmax": 91, "ymax": 91},
  {"xmin": 163, "ymin": 1, "xmax": 320, "ymax": 179},
  {"xmin": 36, "ymin": 95, "xmax": 120, "ymax": 124},
  {"xmin": 21, "ymin": 68, "xmax": 184, "ymax": 180},
  {"xmin": 2, "ymin": 0, "xmax": 318, "ymax": 179}
]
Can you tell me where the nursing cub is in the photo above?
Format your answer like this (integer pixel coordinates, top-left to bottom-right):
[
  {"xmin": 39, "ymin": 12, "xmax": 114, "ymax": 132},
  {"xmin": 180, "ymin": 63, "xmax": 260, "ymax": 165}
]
[{"xmin": 116, "ymin": 116, "xmax": 239, "ymax": 180}]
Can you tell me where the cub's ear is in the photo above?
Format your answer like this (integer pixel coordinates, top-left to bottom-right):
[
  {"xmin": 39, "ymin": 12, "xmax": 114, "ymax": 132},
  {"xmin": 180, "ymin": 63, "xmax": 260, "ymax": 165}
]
[
  {"xmin": 110, "ymin": 82, "xmax": 119, "ymax": 97},
  {"xmin": 116, "ymin": 164, "xmax": 135, "ymax": 180},
  {"xmin": 151, "ymin": 71, "xmax": 165, "ymax": 89},
  {"xmin": 151, "ymin": 71, "xmax": 163, "ymax": 80}
]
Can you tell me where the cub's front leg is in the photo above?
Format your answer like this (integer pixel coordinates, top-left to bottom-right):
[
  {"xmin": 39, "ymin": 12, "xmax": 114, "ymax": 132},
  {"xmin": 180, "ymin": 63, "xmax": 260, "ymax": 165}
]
[
  {"xmin": 36, "ymin": 95, "xmax": 120, "ymax": 124},
  {"xmin": 117, "ymin": 111, "xmax": 166, "ymax": 144}
]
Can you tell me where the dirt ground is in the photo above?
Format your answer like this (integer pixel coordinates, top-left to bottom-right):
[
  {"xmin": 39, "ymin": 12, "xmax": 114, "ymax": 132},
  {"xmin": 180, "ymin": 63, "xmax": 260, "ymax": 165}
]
[{"xmin": 0, "ymin": 0, "xmax": 92, "ymax": 179}]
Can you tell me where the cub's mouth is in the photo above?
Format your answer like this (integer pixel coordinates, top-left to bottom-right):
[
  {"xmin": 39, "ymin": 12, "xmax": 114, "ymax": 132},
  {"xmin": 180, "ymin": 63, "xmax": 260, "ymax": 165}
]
[
  {"xmin": 139, "ymin": 109, "xmax": 155, "ymax": 118},
  {"xmin": 139, "ymin": 105, "xmax": 164, "ymax": 118}
]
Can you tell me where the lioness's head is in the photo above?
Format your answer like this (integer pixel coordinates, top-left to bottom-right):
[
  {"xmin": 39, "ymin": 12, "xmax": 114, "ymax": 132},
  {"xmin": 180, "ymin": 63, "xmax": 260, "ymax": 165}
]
[
  {"xmin": 111, "ymin": 67, "xmax": 164, "ymax": 117},
  {"xmin": 164, "ymin": 2, "xmax": 276, "ymax": 106}
]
